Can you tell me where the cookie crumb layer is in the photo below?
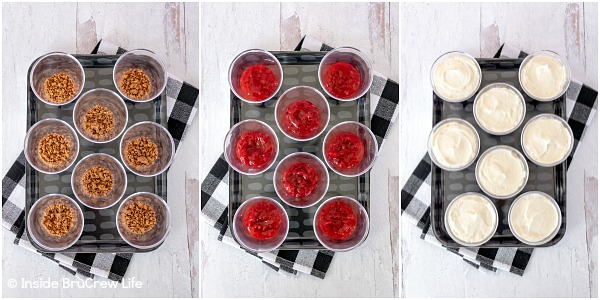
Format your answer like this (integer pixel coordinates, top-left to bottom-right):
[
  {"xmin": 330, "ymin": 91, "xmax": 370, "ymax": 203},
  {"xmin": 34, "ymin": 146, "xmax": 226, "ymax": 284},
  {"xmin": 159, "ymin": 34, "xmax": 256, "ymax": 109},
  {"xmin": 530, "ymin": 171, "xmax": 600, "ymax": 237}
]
[
  {"xmin": 38, "ymin": 133, "xmax": 71, "ymax": 166},
  {"xmin": 41, "ymin": 203, "xmax": 75, "ymax": 236},
  {"xmin": 123, "ymin": 201, "xmax": 157, "ymax": 234},
  {"xmin": 44, "ymin": 73, "xmax": 77, "ymax": 103}
]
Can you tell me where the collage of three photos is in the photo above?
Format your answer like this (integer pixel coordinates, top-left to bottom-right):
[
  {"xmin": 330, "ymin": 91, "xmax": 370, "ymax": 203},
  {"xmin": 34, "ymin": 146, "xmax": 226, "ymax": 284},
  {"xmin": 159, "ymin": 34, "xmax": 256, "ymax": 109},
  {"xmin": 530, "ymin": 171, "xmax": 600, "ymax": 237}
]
[{"xmin": 1, "ymin": 1, "xmax": 598, "ymax": 298}]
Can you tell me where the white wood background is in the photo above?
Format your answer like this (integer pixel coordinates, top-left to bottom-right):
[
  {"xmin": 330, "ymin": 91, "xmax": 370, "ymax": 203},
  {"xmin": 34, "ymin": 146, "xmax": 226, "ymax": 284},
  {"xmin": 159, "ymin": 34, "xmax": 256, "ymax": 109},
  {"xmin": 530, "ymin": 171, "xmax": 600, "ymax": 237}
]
[
  {"xmin": 200, "ymin": 2, "xmax": 399, "ymax": 298},
  {"xmin": 400, "ymin": 2, "xmax": 598, "ymax": 298},
  {"xmin": 1, "ymin": 3, "xmax": 199, "ymax": 297}
]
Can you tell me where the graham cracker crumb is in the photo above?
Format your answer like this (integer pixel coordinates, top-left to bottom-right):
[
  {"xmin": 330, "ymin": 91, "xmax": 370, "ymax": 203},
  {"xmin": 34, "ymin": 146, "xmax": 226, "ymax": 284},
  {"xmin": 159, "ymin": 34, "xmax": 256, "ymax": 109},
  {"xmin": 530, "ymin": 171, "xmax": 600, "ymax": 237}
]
[
  {"xmin": 44, "ymin": 73, "xmax": 77, "ymax": 104},
  {"xmin": 123, "ymin": 201, "xmax": 157, "ymax": 234},
  {"xmin": 84, "ymin": 105, "xmax": 115, "ymax": 138},
  {"xmin": 81, "ymin": 166, "xmax": 114, "ymax": 197},
  {"xmin": 41, "ymin": 203, "xmax": 74, "ymax": 236},
  {"xmin": 125, "ymin": 137, "xmax": 159, "ymax": 169},
  {"xmin": 120, "ymin": 69, "xmax": 151, "ymax": 100},
  {"xmin": 38, "ymin": 133, "xmax": 71, "ymax": 166}
]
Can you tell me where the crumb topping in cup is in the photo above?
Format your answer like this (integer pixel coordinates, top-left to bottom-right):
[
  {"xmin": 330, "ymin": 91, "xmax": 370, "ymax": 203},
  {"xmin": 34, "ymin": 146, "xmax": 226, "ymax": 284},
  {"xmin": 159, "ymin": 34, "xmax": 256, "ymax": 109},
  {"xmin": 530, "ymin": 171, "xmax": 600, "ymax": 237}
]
[
  {"xmin": 125, "ymin": 136, "xmax": 159, "ymax": 169},
  {"xmin": 44, "ymin": 73, "xmax": 77, "ymax": 104},
  {"xmin": 81, "ymin": 165, "xmax": 114, "ymax": 198},
  {"xmin": 120, "ymin": 68, "xmax": 152, "ymax": 100},
  {"xmin": 41, "ymin": 203, "xmax": 75, "ymax": 236},
  {"xmin": 123, "ymin": 201, "xmax": 157, "ymax": 235},
  {"xmin": 38, "ymin": 133, "xmax": 71, "ymax": 166},
  {"xmin": 83, "ymin": 104, "xmax": 115, "ymax": 138}
]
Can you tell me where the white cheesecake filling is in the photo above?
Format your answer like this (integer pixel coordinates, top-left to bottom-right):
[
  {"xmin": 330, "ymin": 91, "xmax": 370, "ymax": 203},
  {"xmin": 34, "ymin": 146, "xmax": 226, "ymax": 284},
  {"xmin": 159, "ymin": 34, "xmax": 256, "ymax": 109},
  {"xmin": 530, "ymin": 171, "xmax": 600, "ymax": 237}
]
[
  {"xmin": 433, "ymin": 54, "xmax": 480, "ymax": 101},
  {"xmin": 510, "ymin": 193, "xmax": 559, "ymax": 243},
  {"xmin": 431, "ymin": 121, "xmax": 478, "ymax": 169},
  {"xmin": 475, "ymin": 86, "xmax": 524, "ymax": 133},
  {"xmin": 520, "ymin": 54, "xmax": 568, "ymax": 100},
  {"xmin": 522, "ymin": 116, "xmax": 572, "ymax": 165},
  {"xmin": 447, "ymin": 193, "xmax": 496, "ymax": 244},
  {"xmin": 477, "ymin": 147, "xmax": 527, "ymax": 197}
]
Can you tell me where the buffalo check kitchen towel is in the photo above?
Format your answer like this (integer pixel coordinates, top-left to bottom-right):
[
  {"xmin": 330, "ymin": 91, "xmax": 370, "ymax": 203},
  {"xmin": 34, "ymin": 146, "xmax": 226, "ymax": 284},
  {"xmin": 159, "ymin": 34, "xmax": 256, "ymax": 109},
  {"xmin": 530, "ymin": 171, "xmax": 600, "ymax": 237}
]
[
  {"xmin": 2, "ymin": 39, "xmax": 199, "ymax": 282},
  {"xmin": 401, "ymin": 44, "xmax": 598, "ymax": 276},
  {"xmin": 201, "ymin": 35, "xmax": 399, "ymax": 278}
]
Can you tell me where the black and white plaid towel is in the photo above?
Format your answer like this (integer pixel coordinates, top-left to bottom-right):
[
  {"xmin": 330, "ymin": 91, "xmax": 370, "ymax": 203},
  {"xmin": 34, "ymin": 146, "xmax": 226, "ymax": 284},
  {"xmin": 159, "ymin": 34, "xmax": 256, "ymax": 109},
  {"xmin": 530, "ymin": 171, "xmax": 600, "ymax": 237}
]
[
  {"xmin": 401, "ymin": 44, "xmax": 598, "ymax": 276},
  {"xmin": 201, "ymin": 36, "xmax": 399, "ymax": 278},
  {"xmin": 2, "ymin": 40, "xmax": 199, "ymax": 282}
]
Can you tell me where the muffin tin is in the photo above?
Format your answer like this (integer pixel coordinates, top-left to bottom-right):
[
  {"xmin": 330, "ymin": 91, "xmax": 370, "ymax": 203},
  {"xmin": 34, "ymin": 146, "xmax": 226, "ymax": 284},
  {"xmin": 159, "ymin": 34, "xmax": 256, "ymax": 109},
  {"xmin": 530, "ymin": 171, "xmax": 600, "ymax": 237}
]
[
  {"xmin": 228, "ymin": 51, "xmax": 371, "ymax": 250},
  {"xmin": 25, "ymin": 54, "xmax": 168, "ymax": 253},
  {"xmin": 430, "ymin": 57, "xmax": 567, "ymax": 248}
]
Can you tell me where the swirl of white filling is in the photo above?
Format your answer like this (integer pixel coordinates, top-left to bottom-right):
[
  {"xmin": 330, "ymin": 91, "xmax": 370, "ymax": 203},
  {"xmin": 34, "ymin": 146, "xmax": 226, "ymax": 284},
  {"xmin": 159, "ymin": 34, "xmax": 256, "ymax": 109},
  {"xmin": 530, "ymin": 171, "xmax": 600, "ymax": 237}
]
[
  {"xmin": 477, "ymin": 147, "xmax": 527, "ymax": 197},
  {"xmin": 520, "ymin": 54, "xmax": 568, "ymax": 100},
  {"xmin": 510, "ymin": 193, "xmax": 559, "ymax": 243},
  {"xmin": 431, "ymin": 121, "xmax": 478, "ymax": 169},
  {"xmin": 447, "ymin": 194, "xmax": 496, "ymax": 244},
  {"xmin": 475, "ymin": 86, "xmax": 524, "ymax": 133},
  {"xmin": 522, "ymin": 116, "xmax": 572, "ymax": 165},
  {"xmin": 433, "ymin": 54, "xmax": 480, "ymax": 101}
]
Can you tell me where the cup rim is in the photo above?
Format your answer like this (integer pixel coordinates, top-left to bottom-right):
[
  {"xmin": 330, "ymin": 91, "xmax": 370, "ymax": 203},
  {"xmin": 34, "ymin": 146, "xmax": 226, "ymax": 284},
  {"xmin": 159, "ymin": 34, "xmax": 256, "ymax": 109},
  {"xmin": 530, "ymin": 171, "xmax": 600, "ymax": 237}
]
[
  {"xmin": 427, "ymin": 118, "xmax": 480, "ymax": 171},
  {"xmin": 273, "ymin": 152, "xmax": 330, "ymax": 208},
  {"xmin": 313, "ymin": 196, "xmax": 370, "ymax": 252},
  {"xmin": 520, "ymin": 113, "xmax": 574, "ymax": 167},
  {"xmin": 119, "ymin": 121, "xmax": 175, "ymax": 177},
  {"xmin": 223, "ymin": 119, "xmax": 280, "ymax": 176},
  {"xmin": 274, "ymin": 85, "xmax": 331, "ymax": 141},
  {"xmin": 72, "ymin": 88, "xmax": 129, "ymax": 144},
  {"xmin": 508, "ymin": 191, "xmax": 562, "ymax": 245},
  {"xmin": 29, "ymin": 52, "xmax": 86, "ymax": 106},
  {"xmin": 318, "ymin": 46, "xmax": 373, "ymax": 101},
  {"xmin": 71, "ymin": 153, "xmax": 128, "ymax": 210},
  {"xmin": 228, "ymin": 49, "xmax": 283, "ymax": 104},
  {"xmin": 430, "ymin": 51, "xmax": 482, "ymax": 103},
  {"xmin": 113, "ymin": 49, "xmax": 168, "ymax": 102},
  {"xmin": 116, "ymin": 192, "xmax": 171, "ymax": 249},
  {"xmin": 444, "ymin": 192, "xmax": 498, "ymax": 247},
  {"xmin": 475, "ymin": 145, "xmax": 529, "ymax": 199},
  {"xmin": 27, "ymin": 193, "xmax": 85, "ymax": 251},
  {"xmin": 473, "ymin": 83, "xmax": 526, "ymax": 135},
  {"xmin": 24, "ymin": 118, "xmax": 80, "ymax": 175},
  {"xmin": 518, "ymin": 50, "xmax": 571, "ymax": 102},
  {"xmin": 321, "ymin": 121, "xmax": 379, "ymax": 177},
  {"xmin": 232, "ymin": 196, "xmax": 290, "ymax": 252}
]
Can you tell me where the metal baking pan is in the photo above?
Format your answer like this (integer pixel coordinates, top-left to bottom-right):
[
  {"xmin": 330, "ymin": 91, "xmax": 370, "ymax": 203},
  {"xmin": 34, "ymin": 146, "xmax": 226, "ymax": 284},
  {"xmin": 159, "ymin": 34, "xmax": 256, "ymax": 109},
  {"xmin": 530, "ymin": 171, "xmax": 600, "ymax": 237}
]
[
  {"xmin": 229, "ymin": 51, "xmax": 371, "ymax": 250},
  {"xmin": 431, "ymin": 58, "xmax": 567, "ymax": 248},
  {"xmin": 25, "ymin": 54, "xmax": 168, "ymax": 253}
]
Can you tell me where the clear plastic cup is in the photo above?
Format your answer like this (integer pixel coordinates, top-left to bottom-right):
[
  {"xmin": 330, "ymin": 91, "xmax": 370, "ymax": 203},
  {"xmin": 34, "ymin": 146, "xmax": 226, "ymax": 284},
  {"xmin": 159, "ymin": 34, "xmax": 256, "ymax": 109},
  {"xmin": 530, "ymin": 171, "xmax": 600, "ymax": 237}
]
[
  {"xmin": 119, "ymin": 121, "xmax": 175, "ymax": 177},
  {"xmin": 73, "ymin": 88, "xmax": 128, "ymax": 143},
  {"xmin": 24, "ymin": 118, "xmax": 80, "ymax": 174},
  {"xmin": 116, "ymin": 192, "xmax": 171, "ymax": 249},
  {"xmin": 27, "ymin": 194, "xmax": 84, "ymax": 251},
  {"xmin": 228, "ymin": 49, "xmax": 283, "ymax": 104},
  {"xmin": 273, "ymin": 152, "xmax": 329, "ymax": 208},
  {"xmin": 430, "ymin": 51, "xmax": 482, "ymax": 103},
  {"xmin": 313, "ymin": 196, "xmax": 369, "ymax": 252},
  {"xmin": 71, "ymin": 153, "xmax": 127, "ymax": 209},
  {"xmin": 113, "ymin": 49, "xmax": 168, "ymax": 102},
  {"xmin": 444, "ymin": 192, "xmax": 498, "ymax": 247},
  {"xmin": 318, "ymin": 47, "xmax": 373, "ymax": 101},
  {"xmin": 520, "ymin": 114, "xmax": 574, "ymax": 167},
  {"xmin": 322, "ymin": 121, "xmax": 378, "ymax": 177},
  {"xmin": 473, "ymin": 83, "xmax": 526, "ymax": 135},
  {"xmin": 427, "ymin": 118, "xmax": 480, "ymax": 172},
  {"xmin": 29, "ymin": 52, "xmax": 85, "ymax": 106},
  {"xmin": 518, "ymin": 50, "xmax": 571, "ymax": 102},
  {"xmin": 274, "ymin": 86, "xmax": 330, "ymax": 141},
  {"xmin": 475, "ymin": 145, "xmax": 529, "ymax": 199},
  {"xmin": 223, "ymin": 119, "xmax": 279, "ymax": 175},
  {"xmin": 232, "ymin": 197, "xmax": 289, "ymax": 252},
  {"xmin": 508, "ymin": 191, "xmax": 562, "ymax": 245}
]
